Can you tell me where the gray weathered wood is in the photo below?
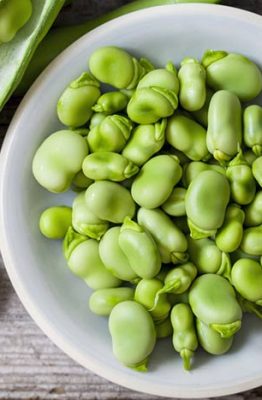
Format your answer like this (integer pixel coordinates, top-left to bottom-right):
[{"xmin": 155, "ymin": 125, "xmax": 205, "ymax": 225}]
[{"xmin": 1, "ymin": 0, "xmax": 262, "ymax": 399}]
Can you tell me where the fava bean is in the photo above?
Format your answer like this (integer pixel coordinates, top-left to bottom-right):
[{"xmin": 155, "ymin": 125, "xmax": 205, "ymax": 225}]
[
  {"xmin": 85, "ymin": 181, "xmax": 135, "ymax": 223},
  {"xmin": 131, "ymin": 155, "xmax": 182, "ymax": 209},
  {"xmin": 178, "ymin": 58, "xmax": 206, "ymax": 112},
  {"xmin": 189, "ymin": 274, "xmax": 242, "ymax": 338},
  {"xmin": 243, "ymin": 105, "xmax": 262, "ymax": 157},
  {"xmin": 39, "ymin": 206, "xmax": 72, "ymax": 239},
  {"xmin": 171, "ymin": 303, "xmax": 198, "ymax": 370},
  {"xmin": 162, "ymin": 187, "xmax": 186, "ymax": 217},
  {"xmin": 182, "ymin": 161, "xmax": 225, "ymax": 188},
  {"xmin": 72, "ymin": 192, "xmax": 109, "ymax": 239},
  {"xmin": 240, "ymin": 225, "xmax": 262, "ymax": 256},
  {"xmin": 155, "ymin": 318, "xmax": 173, "ymax": 339},
  {"xmin": 231, "ymin": 259, "xmax": 262, "ymax": 305},
  {"xmin": 89, "ymin": 287, "xmax": 134, "ymax": 316},
  {"xmin": 92, "ymin": 91, "xmax": 128, "ymax": 114},
  {"xmin": 252, "ymin": 156, "xmax": 262, "ymax": 187},
  {"xmin": 191, "ymin": 87, "xmax": 214, "ymax": 127},
  {"xmin": 244, "ymin": 191, "xmax": 262, "ymax": 227},
  {"xmin": 32, "ymin": 130, "xmax": 88, "ymax": 193},
  {"xmin": 185, "ymin": 170, "xmax": 230, "ymax": 239},
  {"xmin": 109, "ymin": 301, "xmax": 156, "ymax": 371},
  {"xmin": 196, "ymin": 319, "xmax": 233, "ymax": 355},
  {"xmin": 72, "ymin": 171, "xmax": 93, "ymax": 191},
  {"xmin": 118, "ymin": 217, "xmax": 161, "ymax": 279},
  {"xmin": 57, "ymin": 72, "xmax": 100, "ymax": 127},
  {"xmin": 89, "ymin": 112, "xmax": 106, "ymax": 129},
  {"xmin": 215, "ymin": 205, "xmax": 245, "ymax": 253}
]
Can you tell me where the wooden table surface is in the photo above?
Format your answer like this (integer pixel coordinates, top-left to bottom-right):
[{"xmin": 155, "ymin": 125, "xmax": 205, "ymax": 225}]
[{"xmin": 0, "ymin": 1, "xmax": 262, "ymax": 399}]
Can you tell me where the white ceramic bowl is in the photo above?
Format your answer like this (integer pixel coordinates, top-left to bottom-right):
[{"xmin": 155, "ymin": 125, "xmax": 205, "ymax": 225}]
[{"xmin": 1, "ymin": 4, "xmax": 262, "ymax": 398}]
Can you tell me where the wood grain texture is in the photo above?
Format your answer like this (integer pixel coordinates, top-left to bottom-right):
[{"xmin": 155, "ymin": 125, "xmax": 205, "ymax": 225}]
[{"xmin": 1, "ymin": 1, "xmax": 262, "ymax": 399}]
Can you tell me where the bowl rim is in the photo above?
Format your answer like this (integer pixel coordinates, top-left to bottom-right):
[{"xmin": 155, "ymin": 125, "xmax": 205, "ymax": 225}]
[{"xmin": 1, "ymin": 4, "xmax": 262, "ymax": 398}]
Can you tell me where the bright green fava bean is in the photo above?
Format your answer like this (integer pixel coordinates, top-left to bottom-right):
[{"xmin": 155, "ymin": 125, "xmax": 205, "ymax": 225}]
[
  {"xmin": 189, "ymin": 274, "xmax": 242, "ymax": 338},
  {"xmin": 207, "ymin": 90, "xmax": 242, "ymax": 162},
  {"xmin": 191, "ymin": 87, "xmax": 214, "ymax": 127},
  {"xmin": 231, "ymin": 259, "xmax": 262, "ymax": 305},
  {"xmin": 185, "ymin": 170, "xmax": 230, "ymax": 239},
  {"xmin": 39, "ymin": 206, "xmax": 72, "ymax": 239},
  {"xmin": 99, "ymin": 227, "xmax": 137, "ymax": 281},
  {"xmin": 252, "ymin": 156, "xmax": 262, "ymax": 187},
  {"xmin": 85, "ymin": 181, "xmax": 135, "ymax": 223},
  {"xmin": 118, "ymin": 217, "xmax": 161, "ymax": 279},
  {"xmin": 244, "ymin": 191, "xmax": 262, "ymax": 227},
  {"xmin": 0, "ymin": 0, "xmax": 32, "ymax": 43},
  {"xmin": 72, "ymin": 192, "xmax": 109, "ymax": 239},
  {"xmin": 171, "ymin": 303, "xmax": 198, "ymax": 370},
  {"xmin": 131, "ymin": 155, "xmax": 182, "ymax": 209},
  {"xmin": 166, "ymin": 114, "xmax": 210, "ymax": 161},
  {"xmin": 32, "ymin": 130, "xmax": 88, "ymax": 193},
  {"xmin": 82, "ymin": 152, "xmax": 139, "ymax": 182},
  {"xmin": 89, "ymin": 287, "xmax": 134, "ymax": 316},
  {"xmin": 178, "ymin": 58, "xmax": 206, "ymax": 112},
  {"xmin": 182, "ymin": 161, "xmax": 225, "ymax": 187},
  {"xmin": 122, "ymin": 119, "xmax": 166, "ymax": 166},
  {"xmin": 66, "ymin": 238, "xmax": 121, "ymax": 289},
  {"xmin": 109, "ymin": 301, "xmax": 156, "ymax": 371},
  {"xmin": 72, "ymin": 171, "xmax": 93, "ymax": 191},
  {"xmin": 89, "ymin": 46, "xmax": 153, "ymax": 90},
  {"xmin": 187, "ymin": 236, "xmax": 231, "ymax": 280},
  {"xmin": 134, "ymin": 279, "xmax": 171, "ymax": 322},
  {"xmin": 162, "ymin": 187, "xmax": 186, "ymax": 216},
  {"xmin": 196, "ymin": 319, "xmax": 233, "ymax": 355},
  {"xmin": 92, "ymin": 91, "xmax": 128, "ymax": 114},
  {"xmin": 240, "ymin": 225, "xmax": 262, "ymax": 256},
  {"xmin": 89, "ymin": 112, "xmax": 106, "ymax": 129},
  {"xmin": 226, "ymin": 152, "xmax": 256, "ymax": 205},
  {"xmin": 243, "ymin": 105, "xmax": 262, "ymax": 157},
  {"xmin": 155, "ymin": 318, "xmax": 173, "ymax": 339},
  {"xmin": 137, "ymin": 207, "xmax": 188, "ymax": 264},
  {"xmin": 127, "ymin": 65, "xmax": 179, "ymax": 124},
  {"xmin": 57, "ymin": 72, "xmax": 100, "ymax": 128},
  {"xmin": 202, "ymin": 51, "xmax": 262, "ymax": 101},
  {"xmin": 87, "ymin": 114, "xmax": 132, "ymax": 153},
  {"xmin": 215, "ymin": 205, "xmax": 245, "ymax": 253}
]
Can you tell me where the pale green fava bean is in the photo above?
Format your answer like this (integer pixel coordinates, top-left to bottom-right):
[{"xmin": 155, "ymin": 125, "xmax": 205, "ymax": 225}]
[
  {"xmin": 189, "ymin": 274, "xmax": 242, "ymax": 338},
  {"xmin": 182, "ymin": 161, "xmax": 225, "ymax": 188},
  {"xmin": 187, "ymin": 236, "xmax": 231, "ymax": 280},
  {"xmin": 185, "ymin": 170, "xmax": 230, "ymax": 239},
  {"xmin": 171, "ymin": 303, "xmax": 198, "ymax": 371},
  {"xmin": 135, "ymin": 279, "xmax": 171, "ymax": 322},
  {"xmin": 166, "ymin": 114, "xmax": 210, "ymax": 161},
  {"xmin": 99, "ymin": 227, "xmax": 138, "ymax": 281},
  {"xmin": 131, "ymin": 154, "xmax": 182, "ymax": 209},
  {"xmin": 89, "ymin": 112, "xmax": 106, "ymax": 129},
  {"xmin": 122, "ymin": 119, "xmax": 166, "ymax": 166},
  {"xmin": 127, "ymin": 65, "xmax": 179, "ymax": 124},
  {"xmin": 207, "ymin": 90, "xmax": 242, "ymax": 162},
  {"xmin": 87, "ymin": 114, "xmax": 133, "ymax": 153},
  {"xmin": 65, "ymin": 236, "xmax": 121, "ymax": 289},
  {"xmin": 137, "ymin": 207, "xmax": 188, "ymax": 264},
  {"xmin": 89, "ymin": 287, "xmax": 134, "ymax": 316},
  {"xmin": 155, "ymin": 318, "xmax": 173, "ymax": 339},
  {"xmin": 72, "ymin": 192, "xmax": 109, "ymax": 240},
  {"xmin": 191, "ymin": 87, "xmax": 214, "ymax": 127},
  {"xmin": 32, "ymin": 130, "xmax": 88, "ymax": 193},
  {"xmin": 240, "ymin": 225, "xmax": 262, "ymax": 256},
  {"xmin": 231, "ymin": 259, "xmax": 262, "ymax": 305},
  {"xmin": 39, "ymin": 206, "xmax": 72, "ymax": 239},
  {"xmin": 92, "ymin": 91, "xmax": 128, "ymax": 114},
  {"xmin": 108, "ymin": 300, "xmax": 156, "ymax": 371},
  {"xmin": 252, "ymin": 156, "xmax": 262, "ymax": 187},
  {"xmin": 85, "ymin": 181, "xmax": 135, "ymax": 224},
  {"xmin": 118, "ymin": 217, "xmax": 161, "ymax": 279},
  {"xmin": 57, "ymin": 72, "xmax": 100, "ymax": 128},
  {"xmin": 89, "ymin": 46, "xmax": 153, "ymax": 90},
  {"xmin": 196, "ymin": 319, "xmax": 233, "ymax": 355},
  {"xmin": 226, "ymin": 152, "xmax": 256, "ymax": 205},
  {"xmin": 82, "ymin": 152, "xmax": 139, "ymax": 182},
  {"xmin": 243, "ymin": 105, "xmax": 262, "ymax": 157},
  {"xmin": 178, "ymin": 57, "xmax": 206, "ymax": 112},
  {"xmin": 202, "ymin": 50, "xmax": 262, "ymax": 101},
  {"xmin": 162, "ymin": 187, "xmax": 186, "ymax": 217},
  {"xmin": 244, "ymin": 191, "xmax": 262, "ymax": 227},
  {"xmin": 215, "ymin": 205, "xmax": 245, "ymax": 253},
  {"xmin": 71, "ymin": 171, "xmax": 93, "ymax": 191}
]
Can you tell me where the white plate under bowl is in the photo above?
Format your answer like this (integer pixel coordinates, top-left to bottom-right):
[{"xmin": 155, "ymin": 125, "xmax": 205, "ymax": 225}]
[{"xmin": 0, "ymin": 4, "xmax": 262, "ymax": 398}]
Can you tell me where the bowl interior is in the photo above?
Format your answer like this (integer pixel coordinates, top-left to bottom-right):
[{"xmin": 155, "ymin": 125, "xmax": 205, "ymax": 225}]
[{"xmin": 1, "ymin": 5, "xmax": 262, "ymax": 398}]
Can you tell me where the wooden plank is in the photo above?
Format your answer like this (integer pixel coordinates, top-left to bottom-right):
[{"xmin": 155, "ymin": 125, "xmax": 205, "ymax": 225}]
[{"xmin": 0, "ymin": 0, "xmax": 262, "ymax": 399}]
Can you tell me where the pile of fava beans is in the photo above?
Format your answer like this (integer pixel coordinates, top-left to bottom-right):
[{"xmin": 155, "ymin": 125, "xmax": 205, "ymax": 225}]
[{"xmin": 32, "ymin": 47, "xmax": 262, "ymax": 372}]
